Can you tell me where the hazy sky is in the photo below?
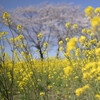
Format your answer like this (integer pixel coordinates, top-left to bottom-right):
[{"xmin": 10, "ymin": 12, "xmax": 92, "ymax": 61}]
[{"xmin": 0, "ymin": 0, "xmax": 100, "ymax": 10}]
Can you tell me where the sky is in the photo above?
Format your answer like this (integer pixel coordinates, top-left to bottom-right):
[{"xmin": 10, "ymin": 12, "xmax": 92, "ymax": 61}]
[
  {"xmin": 0, "ymin": 0, "xmax": 100, "ymax": 10},
  {"xmin": 0, "ymin": 0, "xmax": 100, "ymax": 57}
]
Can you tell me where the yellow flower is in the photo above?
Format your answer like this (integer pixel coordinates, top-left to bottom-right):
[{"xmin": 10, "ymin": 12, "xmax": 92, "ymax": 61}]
[
  {"xmin": 37, "ymin": 79, "xmax": 41, "ymax": 82},
  {"xmin": 65, "ymin": 23, "xmax": 71, "ymax": 29},
  {"xmin": 90, "ymin": 33, "xmax": 94, "ymax": 36},
  {"xmin": 97, "ymin": 41, "xmax": 100, "ymax": 47},
  {"xmin": 96, "ymin": 94, "xmax": 100, "ymax": 99},
  {"xmin": 59, "ymin": 47, "xmax": 64, "ymax": 51},
  {"xmin": 48, "ymin": 85, "xmax": 52, "ymax": 89},
  {"xmin": 95, "ymin": 7, "xmax": 100, "ymax": 14},
  {"xmin": 20, "ymin": 52, "xmax": 25, "ymax": 56},
  {"xmin": 91, "ymin": 16, "xmax": 100, "ymax": 32},
  {"xmin": 3, "ymin": 12, "xmax": 11, "ymax": 19},
  {"xmin": 9, "ymin": 38, "xmax": 13, "ymax": 43},
  {"xmin": 75, "ymin": 88, "xmax": 83, "ymax": 96},
  {"xmin": 17, "ymin": 25, "xmax": 22, "ymax": 30},
  {"xmin": 95, "ymin": 48, "xmax": 100, "ymax": 56},
  {"xmin": 82, "ymin": 28, "xmax": 87, "ymax": 34},
  {"xmin": 43, "ymin": 42, "xmax": 48, "ymax": 48},
  {"xmin": 40, "ymin": 92, "xmax": 45, "ymax": 96},
  {"xmin": 4, "ymin": 23, "xmax": 8, "ymax": 26},
  {"xmin": 2, "ymin": 12, "xmax": 12, "ymax": 25},
  {"xmin": 85, "ymin": 6, "xmax": 94, "ymax": 18},
  {"xmin": 79, "ymin": 36, "xmax": 86, "ymax": 43},
  {"xmin": 59, "ymin": 41, "xmax": 63, "ymax": 45},
  {"xmin": 64, "ymin": 66, "xmax": 73, "ymax": 76},
  {"xmin": 75, "ymin": 84, "xmax": 90, "ymax": 96},
  {"xmin": 87, "ymin": 29, "xmax": 91, "ymax": 34},
  {"xmin": 65, "ymin": 37, "xmax": 69, "ymax": 41},
  {"xmin": 37, "ymin": 33, "xmax": 43, "ymax": 39},
  {"xmin": 73, "ymin": 24, "xmax": 78, "ymax": 29},
  {"xmin": 0, "ymin": 32, "xmax": 8, "ymax": 38},
  {"xmin": 67, "ymin": 37, "xmax": 78, "ymax": 53}
]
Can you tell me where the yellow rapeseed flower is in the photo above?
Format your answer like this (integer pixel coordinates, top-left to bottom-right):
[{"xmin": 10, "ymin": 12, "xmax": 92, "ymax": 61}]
[
  {"xmin": 37, "ymin": 33, "xmax": 43, "ymax": 39},
  {"xmin": 79, "ymin": 36, "xmax": 86, "ymax": 43},
  {"xmin": 73, "ymin": 24, "xmax": 78, "ymax": 29},
  {"xmin": 64, "ymin": 66, "xmax": 73, "ymax": 76},
  {"xmin": 91, "ymin": 16, "xmax": 100, "ymax": 32},
  {"xmin": 96, "ymin": 94, "xmax": 100, "ymax": 99},
  {"xmin": 95, "ymin": 48, "xmax": 100, "ymax": 56},
  {"xmin": 65, "ymin": 23, "xmax": 71, "ymax": 29},
  {"xmin": 40, "ymin": 92, "xmax": 45, "ymax": 96},
  {"xmin": 17, "ymin": 25, "xmax": 22, "ymax": 30},
  {"xmin": 75, "ymin": 84, "xmax": 90, "ymax": 96},
  {"xmin": 65, "ymin": 37, "xmax": 69, "ymax": 41},
  {"xmin": 59, "ymin": 41, "xmax": 63, "ymax": 45},
  {"xmin": 95, "ymin": 7, "xmax": 100, "ymax": 14},
  {"xmin": 82, "ymin": 28, "xmax": 87, "ymax": 34},
  {"xmin": 85, "ymin": 6, "xmax": 94, "ymax": 18}
]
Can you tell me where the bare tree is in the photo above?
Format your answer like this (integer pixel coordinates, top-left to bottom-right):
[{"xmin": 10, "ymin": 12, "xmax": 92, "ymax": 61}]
[{"xmin": 9, "ymin": 3, "xmax": 90, "ymax": 58}]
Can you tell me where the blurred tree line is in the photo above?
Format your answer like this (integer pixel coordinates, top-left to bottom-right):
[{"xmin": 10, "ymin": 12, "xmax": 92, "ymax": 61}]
[{"xmin": 0, "ymin": 3, "xmax": 90, "ymax": 59}]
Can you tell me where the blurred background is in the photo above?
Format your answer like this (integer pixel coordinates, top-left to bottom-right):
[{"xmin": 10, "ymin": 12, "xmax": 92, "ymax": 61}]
[{"xmin": 0, "ymin": 0, "xmax": 100, "ymax": 58}]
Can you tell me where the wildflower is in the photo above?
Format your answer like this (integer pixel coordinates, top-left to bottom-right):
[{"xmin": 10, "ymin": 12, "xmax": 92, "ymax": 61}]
[
  {"xmin": 9, "ymin": 38, "xmax": 13, "ymax": 43},
  {"xmin": 48, "ymin": 85, "xmax": 52, "ymax": 89},
  {"xmin": 17, "ymin": 25, "xmax": 23, "ymax": 32},
  {"xmin": 97, "ymin": 41, "xmax": 100, "ymax": 47},
  {"xmin": 90, "ymin": 33, "xmax": 94, "ymax": 37},
  {"xmin": 59, "ymin": 47, "xmax": 64, "ymax": 51},
  {"xmin": 85, "ymin": 6, "xmax": 94, "ymax": 18},
  {"xmin": 2, "ymin": 12, "xmax": 12, "ymax": 25},
  {"xmin": 91, "ymin": 16, "xmax": 100, "ymax": 32},
  {"xmin": 65, "ymin": 23, "xmax": 71, "ymax": 29},
  {"xmin": 40, "ymin": 92, "xmax": 45, "ymax": 96},
  {"xmin": 75, "ymin": 88, "xmax": 83, "ymax": 96},
  {"xmin": 75, "ymin": 84, "xmax": 90, "ymax": 96},
  {"xmin": 95, "ymin": 8, "xmax": 100, "ymax": 14},
  {"xmin": 43, "ymin": 42, "xmax": 48, "ymax": 48},
  {"xmin": 95, "ymin": 48, "xmax": 100, "ymax": 56},
  {"xmin": 42, "ymin": 51, "xmax": 47, "ymax": 54},
  {"xmin": 17, "ymin": 25, "xmax": 21, "ymax": 30},
  {"xmin": 65, "ymin": 37, "xmax": 69, "ymax": 41},
  {"xmin": 79, "ymin": 36, "xmax": 86, "ymax": 43},
  {"xmin": 82, "ymin": 28, "xmax": 87, "ymax": 34},
  {"xmin": 3, "ymin": 12, "xmax": 11, "ymax": 19},
  {"xmin": 91, "ymin": 39, "xmax": 97, "ymax": 44},
  {"xmin": 20, "ymin": 44, "xmax": 24, "ymax": 48},
  {"xmin": 0, "ymin": 32, "xmax": 8, "ymax": 38},
  {"xmin": 37, "ymin": 33, "xmax": 43, "ymax": 39},
  {"xmin": 20, "ymin": 52, "xmax": 25, "ymax": 56},
  {"xmin": 59, "ymin": 41, "xmax": 63, "ymax": 45},
  {"xmin": 73, "ymin": 24, "xmax": 78, "ymax": 29},
  {"xmin": 64, "ymin": 66, "xmax": 73, "ymax": 76},
  {"xmin": 67, "ymin": 37, "xmax": 78, "ymax": 53},
  {"xmin": 37, "ymin": 79, "xmax": 41, "ymax": 82},
  {"xmin": 87, "ymin": 29, "xmax": 91, "ymax": 34},
  {"xmin": 96, "ymin": 94, "xmax": 100, "ymax": 99}
]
